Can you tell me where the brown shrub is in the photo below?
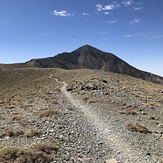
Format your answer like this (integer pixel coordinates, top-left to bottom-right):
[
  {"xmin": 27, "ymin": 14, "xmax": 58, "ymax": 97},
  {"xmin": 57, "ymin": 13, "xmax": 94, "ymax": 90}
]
[
  {"xmin": 0, "ymin": 114, "xmax": 5, "ymax": 120},
  {"xmin": 39, "ymin": 109, "xmax": 58, "ymax": 117},
  {"xmin": 120, "ymin": 108, "xmax": 138, "ymax": 115},
  {"xmin": 0, "ymin": 129, "xmax": 24, "ymax": 137},
  {"xmin": 66, "ymin": 105, "xmax": 73, "ymax": 110},
  {"xmin": 0, "ymin": 146, "xmax": 54, "ymax": 163},
  {"xmin": 16, "ymin": 119, "xmax": 36, "ymax": 125},
  {"xmin": 24, "ymin": 129, "xmax": 42, "ymax": 137},
  {"xmin": 125, "ymin": 123, "xmax": 151, "ymax": 134},
  {"xmin": 12, "ymin": 116, "xmax": 22, "ymax": 121},
  {"xmin": 143, "ymin": 101, "xmax": 160, "ymax": 108},
  {"xmin": 32, "ymin": 142, "xmax": 59, "ymax": 154},
  {"xmin": 0, "ymin": 129, "xmax": 42, "ymax": 138},
  {"xmin": 0, "ymin": 100, "xmax": 5, "ymax": 105}
]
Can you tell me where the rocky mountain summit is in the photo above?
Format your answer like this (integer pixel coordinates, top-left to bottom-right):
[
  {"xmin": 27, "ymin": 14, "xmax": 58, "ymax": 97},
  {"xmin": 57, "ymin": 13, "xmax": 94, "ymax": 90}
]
[{"xmin": 26, "ymin": 45, "xmax": 163, "ymax": 84}]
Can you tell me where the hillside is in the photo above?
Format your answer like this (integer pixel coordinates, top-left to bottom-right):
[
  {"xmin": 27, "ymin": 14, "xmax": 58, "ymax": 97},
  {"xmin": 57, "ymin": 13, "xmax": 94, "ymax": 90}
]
[
  {"xmin": 1, "ymin": 45, "xmax": 163, "ymax": 84},
  {"xmin": 0, "ymin": 68, "xmax": 163, "ymax": 162},
  {"xmin": 25, "ymin": 45, "xmax": 163, "ymax": 84}
]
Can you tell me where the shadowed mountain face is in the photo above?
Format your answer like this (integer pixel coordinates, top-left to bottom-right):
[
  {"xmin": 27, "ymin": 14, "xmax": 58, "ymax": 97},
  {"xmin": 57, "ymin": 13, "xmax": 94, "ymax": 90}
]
[{"xmin": 25, "ymin": 45, "xmax": 163, "ymax": 84}]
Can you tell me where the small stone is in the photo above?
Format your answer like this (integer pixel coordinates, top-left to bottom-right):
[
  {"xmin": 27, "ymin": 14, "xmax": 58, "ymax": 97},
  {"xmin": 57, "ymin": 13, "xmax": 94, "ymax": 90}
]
[
  {"xmin": 82, "ymin": 158, "xmax": 91, "ymax": 163},
  {"xmin": 98, "ymin": 141, "xmax": 103, "ymax": 145},
  {"xmin": 59, "ymin": 135, "xmax": 63, "ymax": 140},
  {"xmin": 148, "ymin": 116, "xmax": 155, "ymax": 120},
  {"xmin": 47, "ymin": 91, "xmax": 53, "ymax": 94},
  {"xmin": 49, "ymin": 129, "xmax": 55, "ymax": 133},
  {"xmin": 70, "ymin": 157, "xmax": 91, "ymax": 163},
  {"xmin": 146, "ymin": 152, "xmax": 151, "ymax": 155},
  {"xmin": 105, "ymin": 159, "xmax": 118, "ymax": 163},
  {"xmin": 5, "ymin": 136, "xmax": 10, "ymax": 139},
  {"xmin": 158, "ymin": 123, "xmax": 163, "ymax": 128},
  {"xmin": 157, "ymin": 158, "xmax": 163, "ymax": 163},
  {"xmin": 142, "ymin": 112, "xmax": 148, "ymax": 115}
]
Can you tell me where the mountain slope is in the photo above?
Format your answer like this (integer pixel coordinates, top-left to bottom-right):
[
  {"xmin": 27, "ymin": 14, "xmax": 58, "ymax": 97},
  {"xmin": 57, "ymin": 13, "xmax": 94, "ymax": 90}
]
[
  {"xmin": 0, "ymin": 68, "xmax": 163, "ymax": 162},
  {"xmin": 26, "ymin": 45, "xmax": 163, "ymax": 84}
]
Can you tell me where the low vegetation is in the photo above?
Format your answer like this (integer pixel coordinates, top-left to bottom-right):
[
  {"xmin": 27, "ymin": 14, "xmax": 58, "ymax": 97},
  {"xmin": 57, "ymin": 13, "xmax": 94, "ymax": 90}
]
[
  {"xmin": 0, "ymin": 141, "xmax": 59, "ymax": 163},
  {"xmin": 0, "ymin": 129, "xmax": 42, "ymax": 138},
  {"xmin": 0, "ymin": 129, "xmax": 24, "ymax": 138},
  {"xmin": 125, "ymin": 123, "xmax": 151, "ymax": 134},
  {"xmin": 120, "ymin": 108, "xmax": 138, "ymax": 115},
  {"xmin": 39, "ymin": 109, "xmax": 58, "ymax": 117},
  {"xmin": 23, "ymin": 129, "xmax": 42, "ymax": 137}
]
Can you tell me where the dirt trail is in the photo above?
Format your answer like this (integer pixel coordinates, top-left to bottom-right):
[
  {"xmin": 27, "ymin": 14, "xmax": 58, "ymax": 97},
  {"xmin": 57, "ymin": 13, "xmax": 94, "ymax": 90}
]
[{"xmin": 56, "ymin": 79, "xmax": 152, "ymax": 162}]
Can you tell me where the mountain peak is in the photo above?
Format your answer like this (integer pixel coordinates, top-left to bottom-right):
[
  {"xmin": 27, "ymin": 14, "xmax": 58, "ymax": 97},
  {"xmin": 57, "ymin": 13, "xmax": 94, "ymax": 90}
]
[
  {"xmin": 73, "ymin": 45, "xmax": 105, "ymax": 57},
  {"xmin": 75, "ymin": 44, "xmax": 99, "ymax": 52},
  {"xmin": 25, "ymin": 45, "xmax": 163, "ymax": 84},
  {"xmin": 79, "ymin": 44, "xmax": 95, "ymax": 49}
]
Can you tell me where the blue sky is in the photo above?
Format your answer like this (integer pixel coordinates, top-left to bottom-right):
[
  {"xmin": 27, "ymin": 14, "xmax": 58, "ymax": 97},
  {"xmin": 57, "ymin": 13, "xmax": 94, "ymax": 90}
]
[{"xmin": 0, "ymin": 0, "xmax": 163, "ymax": 76}]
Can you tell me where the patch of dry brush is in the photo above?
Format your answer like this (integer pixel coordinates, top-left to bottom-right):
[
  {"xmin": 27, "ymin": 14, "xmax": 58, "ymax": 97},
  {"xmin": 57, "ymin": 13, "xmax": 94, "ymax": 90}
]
[
  {"xmin": 39, "ymin": 109, "xmax": 58, "ymax": 117},
  {"xmin": 0, "ymin": 141, "xmax": 59, "ymax": 163},
  {"xmin": 120, "ymin": 108, "xmax": 138, "ymax": 115},
  {"xmin": 0, "ymin": 129, "xmax": 42, "ymax": 138},
  {"xmin": 125, "ymin": 123, "xmax": 151, "ymax": 134}
]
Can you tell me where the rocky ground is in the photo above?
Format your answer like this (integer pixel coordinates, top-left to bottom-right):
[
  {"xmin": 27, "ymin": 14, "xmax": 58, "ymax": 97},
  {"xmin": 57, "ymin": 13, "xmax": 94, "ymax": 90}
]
[{"xmin": 0, "ymin": 68, "xmax": 163, "ymax": 163}]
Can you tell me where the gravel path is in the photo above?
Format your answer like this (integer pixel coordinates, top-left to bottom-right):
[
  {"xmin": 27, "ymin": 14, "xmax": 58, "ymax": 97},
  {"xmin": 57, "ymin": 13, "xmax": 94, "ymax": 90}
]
[{"xmin": 54, "ymin": 79, "xmax": 155, "ymax": 163}]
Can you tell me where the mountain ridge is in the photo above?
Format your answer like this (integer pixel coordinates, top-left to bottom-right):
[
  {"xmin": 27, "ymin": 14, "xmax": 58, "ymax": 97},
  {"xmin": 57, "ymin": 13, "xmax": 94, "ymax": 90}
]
[
  {"xmin": 25, "ymin": 45, "xmax": 163, "ymax": 84},
  {"xmin": 0, "ymin": 45, "xmax": 163, "ymax": 84}
]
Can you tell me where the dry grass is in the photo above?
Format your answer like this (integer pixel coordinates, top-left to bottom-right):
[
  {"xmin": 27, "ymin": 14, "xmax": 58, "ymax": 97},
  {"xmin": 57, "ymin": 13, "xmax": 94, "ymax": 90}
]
[
  {"xmin": 120, "ymin": 108, "xmax": 138, "ymax": 115},
  {"xmin": 32, "ymin": 141, "xmax": 59, "ymax": 154},
  {"xmin": 66, "ymin": 104, "xmax": 73, "ymax": 110},
  {"xmin": 39, "ymin": 109, "xmax": 58, "ymax": 117},
  {"xmin": 0, "ymin": 141, "xmax": 59, "ymax": 163},
  {"xmin": 6, "ymin": 118, "xmax": 36, "ymax": 125},
  {"xmin": 24, "ymin": 129, "xmax": 42, "ymax": 137},
  {"xmin": 0, "ymin": 114, "xmax": 5, "ymax": 120},
  {"xmin": 125, "ymin": 123, "xmax": 151, "ymax": 134},
  {"xmin": 16, "ymin": 119, "xmax": 36, "ymax": 125},
  {"xmin": 11, "ymin": 116, "xmax": 23, "ymax": 121},
  {"xmin": 0, "ymin": 129, "xmax": 24, "ymax": 138},
  {"xmin": 143, "ymin": 101, "xmax": 160, "ymax": 108},
  {"xmin": 6, "ymin": 115, "xmax": 34, "ymax": 125},
  {"xmin": 0, "ymin": 129, "xmax": 42, "ymax": 138},
  {"xmin": 0, "ymin": 100, "xmax": 5, "ymax": 105}
]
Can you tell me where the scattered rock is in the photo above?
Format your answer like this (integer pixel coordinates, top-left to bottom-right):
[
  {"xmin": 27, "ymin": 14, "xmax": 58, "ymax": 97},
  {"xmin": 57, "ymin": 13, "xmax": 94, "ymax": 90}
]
[
  {"xmin": 70, "ymin": 157, "xmax": 91, "ymax": 163},
  {"xmin": 141, "ymin": 112, "xmax": 148, "ymax": 115},
  {"xmin": 153, "ymin": 156, "xmax": 163, "ymax": 163},
  {"xmin": 46, "ymin": 91, "xmax": 53, "ymax": 94},
  {"xmin": 49, "ymin": 129, "xmax": 55, "ymax": 133},
  {"xmin": 158, "ymin": 123, "xmax": 163, "ymax": 128},
  {"xmin": 158, "ymin": 158, "xmax": 163, "ymax": 163},
  {"xmin": 148, "ymin": 116, "xmax": 156, "ymax": 120},
  {"xmin": 1, "ymin": 69, "xmax": 163, "ymax": 163},
  {"xmin": 105, "ymin": 159, "xmax": 118, "ymax": 163},
  {"xmin": 152, "ymin": 130, "xmax": 162, "ymax": 134}
]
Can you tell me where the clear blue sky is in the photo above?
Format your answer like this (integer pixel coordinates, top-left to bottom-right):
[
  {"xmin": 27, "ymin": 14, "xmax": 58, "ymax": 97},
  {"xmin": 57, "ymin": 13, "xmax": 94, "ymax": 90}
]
[{"xmin": 0, "ymin": 0, "xmax": 163, "ymax": 76}]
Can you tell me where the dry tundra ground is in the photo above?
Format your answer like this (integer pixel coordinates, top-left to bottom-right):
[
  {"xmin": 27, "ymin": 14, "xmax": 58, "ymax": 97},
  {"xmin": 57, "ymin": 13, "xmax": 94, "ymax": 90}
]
[{"xmin": 0, "ymin": 68, "xmax": 163, "ymax": 162}]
